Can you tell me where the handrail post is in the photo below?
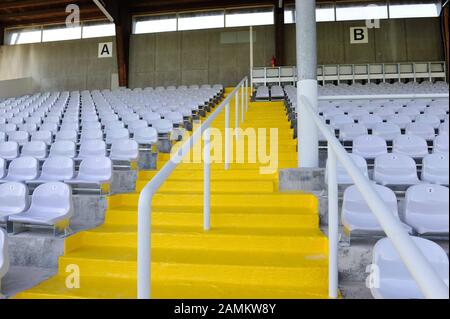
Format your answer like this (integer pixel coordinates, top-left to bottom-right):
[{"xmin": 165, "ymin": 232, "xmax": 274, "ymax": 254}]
[
  {"xmin": 235, "ymin": 92, "xmax": 239, "ymax": 140},
  {"xmin": 245, "ymin": 78, "xmax": 249, "ymax": 112},
  {"xmin": 203, "ymin": 128, "xmax": 211, "ymax": 231},
  {"xmin": 327, "ymin": 147, "xmax": 339, "ymax": 299},
  {"xmin": 225, "ymin": 102, "xmax": 230, "ymax": 170},
  {"xmin": 138, "ymin": 190, "xmax": 152, "ymax": 299},
  {"xmin": 241, "ymin": 84, "xmax": 245, "ymax": 123}
]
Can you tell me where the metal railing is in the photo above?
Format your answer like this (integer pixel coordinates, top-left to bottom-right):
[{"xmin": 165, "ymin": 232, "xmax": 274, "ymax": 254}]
[
  {"xmin": 300, "ymin": 93, "xmax": 449, "ymax": 299},
  {"xmin": 137, "ymin": 77, "xmax": 249, "ymax": 299}
]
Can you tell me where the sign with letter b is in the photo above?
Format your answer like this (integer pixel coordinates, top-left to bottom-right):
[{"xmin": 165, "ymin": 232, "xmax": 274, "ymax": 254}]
[{"xmin": 350, "ymin": 27, "xmax": 368, "ymax": 44}]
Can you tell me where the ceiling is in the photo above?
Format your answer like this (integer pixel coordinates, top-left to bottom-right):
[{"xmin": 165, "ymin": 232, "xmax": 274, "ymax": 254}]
[{"xmin": 0, "ymin": 0, "xmax": 418, "ymax": 28}]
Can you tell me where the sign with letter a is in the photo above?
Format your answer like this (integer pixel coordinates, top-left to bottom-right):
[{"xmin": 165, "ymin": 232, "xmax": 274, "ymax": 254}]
[
  {"xmin": 98, "ymin": 42, "xmax": 113, "ymax": 58},
  {"xmin": 350, "ymin": 27, "xmax": 368, "ymax": 44}
]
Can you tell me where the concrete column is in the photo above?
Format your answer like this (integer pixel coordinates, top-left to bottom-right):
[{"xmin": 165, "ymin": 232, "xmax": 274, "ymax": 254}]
[{"xmin": 296, "ymin": 0, "xmax": 319, "ymax": 168}]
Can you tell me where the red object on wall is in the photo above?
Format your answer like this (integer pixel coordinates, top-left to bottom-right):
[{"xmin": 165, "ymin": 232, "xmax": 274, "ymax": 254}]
[{"xmin": 271, "ymin": 55, "xmax": 277, "ymax": 67}]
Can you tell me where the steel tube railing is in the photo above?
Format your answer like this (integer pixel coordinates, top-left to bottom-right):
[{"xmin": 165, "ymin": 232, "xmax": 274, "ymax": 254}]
[
  {"xmin": 318, "ymin": 93, "xmax": 449, "ymax": 101},
  {"xmin": 137, "ymin": 77, "xmax": 248, "ymax": 299},
  {"xmin": 300, "ymin": 95, "xmax": 449, "ymax": 299}
]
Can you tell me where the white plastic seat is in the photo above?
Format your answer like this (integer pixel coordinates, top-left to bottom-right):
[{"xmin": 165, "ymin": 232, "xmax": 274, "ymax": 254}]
[
  {"xmin": 80, "ymin": 129, "xmax": 103, "ymax": 142},
  {"xmin": 370, "ymin": 237, "xmax": 449, "ymax": 299},
  {"xmin": 7, "ymin": 131, "xmax": 29, "ymax": 145},
  {"xmin": 31, "ymin": 130, "xmax": 52, "ymax": 145},
  {"xmin": 438, "ymin": 121, "xmax": 449, "ymax": 135},
  {"xmin": 339, "ymin": 123, "xmax": 368, "ymax": 141},
  {"xmin": 9, "ymin": 182, "xmax": 73, "ymax": 227},
  {"xmin": 0, "ymin": 157, "xmax": 39, "ymax": 182},
  {"xmin": 342, "ymin": 184, "xmax": 403, "ymax": 234},
  {"xmin": 49, "ymin": 141, "xmax": 77, "ymax": 158},
  {"xmin": 385, "ymin": 115, "xmax": 411, "ymax": 130},
  {"xmin": 403, "ymin": 184, "xmax": 449, "ymax": 235},
  {"xmin": 372, "ymin": 123, "xmax": 401, "ymax": 141},
  {"xmin": 67, "ymin": 157, "xmax": 112, "ymax": 185},
  {"xmin": 330, "ymin": 114, "xmax": 354, "ymax": 130},
  {"xmin": 326, "ymin": 153, "xmax": 368, "ymax": 184},
  {"xmin": 60, "ymin": 122, "xmax": 79, "ymax": 132},
  {"xmin": 77, "ymin": 140, "xmax": 106, "ymax": 159},
  {"xmin": 82, "ymin": 121, "xmax": 102, "ymax": 130},
  {"xmin": 433, "ymin": 134, "xmax": 449, "ymax": 154},
  {"xmin": 393, "ymin": 135, "xmax": 429, "ymax": 158},
  {"xmin": 127, "ymin": 120, "xmax": 148, "ymax": 134},
  {"xmin": 421, "ymin": 153, "xmax": 449, "ymax": 185},
  {"xmin": 0, "ymin": 158, "xmax": 5, "ymax": 179},
  {"xmin": 352, "ymin": 135, "xmax": 387, "ymax": 159},
  {"xmin": 142, "ymin": 112, "xmax": 161, "ymax": 125},
  {"xmin": 166, "ymin": 112, "xmax": 184, "ymax": 126},
  {"xmin": 134, "ymin": 127, "xmax": 158, "ymax": 145},
  {"xmin": 110, "ymin": 140, "xmax": 139, "ymax": 161},
  {"xmin": 406, "ymin": 123, "xmax": 435, "ymax": 141},
  {"xmin": 0, "ymin": 228, "xmax": 10, "ymax": 291},
  {"xmin": 0, "ymin": 142, "xmax": 19, "ymax": 160},
  {"xmin": 153, "ymin": 119, "xmax": 173, "ymax": 134},
  {"xmin": 56, "ymin": 130, "xmax": 78, "ymax": 143},
  {"xmin": 358, "ymin": 115, "xmax": 383, "ymax": 130},
  {"xmin": 0, "ymin": 123, "xmax": 17, "ymax": 133},
  {"xmin": 31, "ymin": 157, "xmax": 74, "ymax": 182},
  {"xmin": 40, "ymin": 123, "xmax": 58, "ymax": 134},
  {"xmin": 0, "ymin": 132, "xmax": 5, "ymax": 142},
  {"xmin": 21, "ymin": 141, "xmax": 47, "ymax": 160},
  {"xmin": 106, "ymin": 128, "xmax": 129, "ymax": 144},
  {"xmin": 18, "ymin": 123, "xmax": 38, "ymax": 133},
  {"xmin": 0, "ymin": 182, "xmax": 28, "ymax": 222},
  {"xmin": 415, "ymin": 114, "xmax": 441, "ymax": 129},
  {"xmin": 374, "ymin": 154, "xmax": 419, "ymax": 185}
]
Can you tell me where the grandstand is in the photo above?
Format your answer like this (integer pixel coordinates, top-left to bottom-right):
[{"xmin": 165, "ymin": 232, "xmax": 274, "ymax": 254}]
[{"xmin": 0, "ymin": 0, "xmax": 449, "ymax": 301}]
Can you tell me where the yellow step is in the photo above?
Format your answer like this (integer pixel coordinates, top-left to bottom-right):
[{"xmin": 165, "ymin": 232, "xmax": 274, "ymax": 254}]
[
  {"xmin": 138, "ymin": 169, "xmax": 278, "ymax": 181},
  {"xmin": 136, "ymin": 180, "xmax": 275, "ymax": 193}
]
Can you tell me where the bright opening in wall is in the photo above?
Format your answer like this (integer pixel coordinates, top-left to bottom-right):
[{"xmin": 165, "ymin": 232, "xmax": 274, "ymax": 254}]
[
  {"xmin": 389, "ymin": 1, "xmax": 442, "ymax": 18},
  {"xmin": 225, "ymin": 7, "xmax": 274, "ymax": 27},
  {"xmin": 7, "ymin": 28, "xmax": 41, "ymax": 45},
  {"xmin": 134, "ymin": 14, "xmax": 177, "ymax": 34},
  {"xmin": 335, "ymin": 2, "xmax": 388, "ymax": 21},
  {"xmin": 82, "ymin": 22, "xmax": 116, "ymax": 38},
  {"xmin": 42, "ymin": 25, "xmax": 82, "ymax": 42},
  {"xmin": 178, "ymin": 10, "xmax": 225, "ymax": 31}
]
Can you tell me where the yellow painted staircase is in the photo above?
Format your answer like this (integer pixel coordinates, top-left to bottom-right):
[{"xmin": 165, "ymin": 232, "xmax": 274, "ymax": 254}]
[{"xmin": 14, "ymin": 98, "xmax": 329, "ymax": 299}]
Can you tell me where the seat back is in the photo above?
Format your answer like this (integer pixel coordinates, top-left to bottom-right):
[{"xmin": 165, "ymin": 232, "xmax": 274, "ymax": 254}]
[
  {"xmin": 21, "ymin": 141, "xmax": 47, "ymax": 159},
  {"xmin": 0, "ymin": 182, "xmax": 28, "ymax": 215},
  {"xmin": 110, "ymin": 139, "xmax": 139, "ymax": 161},
  {"xmin": 7, "ymin": 156, "xmax": 39, "ymax": 181},
  {"xmin": 0, "ymin": 141, "xmax": 19, "ymax": 160},
  {"xmin": 0, "ymin": 228, "xmax": 9, "ymax": 279},
  {"xmin": 56, "ymin": 130, "xmax": 78, "ymax": 143},
  {"xmin": 78, "ymin": 157, "xmax": 112, "ymax": 182},
  {"xmin": 41, "ymin": 157, "xmax": 75, "ymax": 181},
  {"xmin": 78, "ymin": 140, "xmax": 106, "ymax": 158},
  {"xmin": 0, "ymin": 158, "xmax": 5, "ymax": 179},
  {"xmin": 153, "ymin": 119, "xmax": 173, "ymax": 134},
  {"xmin": 405, "ymin": 184, "xmax": 449, "ymax": 216},
  {"xmin": 49, "ymin": 141, "xmax": 77, "ymax": 158},
  {"xmin": 31, "ymin": 182, "xmax": 73, "ymax": 217},
  {"xmin": 8, "ymin": 130, "xmax": 29, "ymax": 145},
  {"xmin": 353, "ymin": 135, "xmax": 387, "ymax": 159},
  {"xmin": 393, "ymin": 134, "xmax": 429, "ymax": 158}
]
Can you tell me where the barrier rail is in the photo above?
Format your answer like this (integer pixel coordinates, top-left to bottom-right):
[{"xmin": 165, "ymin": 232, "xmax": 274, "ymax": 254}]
[
  {"xmin": 299, "ymin": 94, "xmax": 449, "ymax": 299},
  {"xmin": 137, "ymin": 77, "xmax": 249, "ymax": 299}
]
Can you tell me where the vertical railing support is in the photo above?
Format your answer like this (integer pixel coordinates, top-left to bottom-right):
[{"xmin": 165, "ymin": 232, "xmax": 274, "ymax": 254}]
[
  {"xmin": 225, "ymin": 102, "xmax": 230, "ymax": 170},
  {"xmin": 235, "ymin": 92, "xmax": 239, "ymax": 140},
  {"xmin": 203, "ymin": 128, "xmax": 211, "ymax": 231},
  {"xmin": 137, "ymin": 192, "xmax": 152, "ymax": 299},
  {"xmin": 245, "ymin": 79, "xmax": 249, "ymax": 112},
  {"xmin": 241, "ymin": 84, "xmax": 245, "ymax": 123},
  {"xmin": 327, "ymin": 147, "xmax": 339, "ymax": 299}
]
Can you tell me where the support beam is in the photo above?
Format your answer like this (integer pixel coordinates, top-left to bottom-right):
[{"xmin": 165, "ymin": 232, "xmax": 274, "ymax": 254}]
[
  {"xmin": 104, "ymin": 0, "xmax": 131, "ymax": 88},
  {"xmin": 274, "ymin": 0, "xmax": 285, "ymax": 66},
  {"xmin": 295, "ymin": 0, "xmax": 319, "ymax": 168},
  {"xmin": 0, "ymin": 24, "xmax": 4, "ymax": 46}
]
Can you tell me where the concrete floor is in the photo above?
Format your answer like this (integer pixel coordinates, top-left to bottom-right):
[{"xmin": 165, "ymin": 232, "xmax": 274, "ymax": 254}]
[{"xmin": 2, "ymin": 267, "xmax": 56, "ymax": 299}]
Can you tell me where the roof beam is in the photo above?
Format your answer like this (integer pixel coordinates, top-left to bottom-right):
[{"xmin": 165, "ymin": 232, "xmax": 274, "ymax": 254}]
[{"xmin": 0, "ymin": 0, "xmax": 72, "ymax": 11}]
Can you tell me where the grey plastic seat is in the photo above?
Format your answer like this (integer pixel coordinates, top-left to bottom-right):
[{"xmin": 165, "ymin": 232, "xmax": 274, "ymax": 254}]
[
  {"xmin": 30, "ymin": 157, "xmax": 74, "ymax": 183},
  {"xmin": 9, "ymin": 182, "xmax": 74, "ymax": 231},
  {"xmin": 352, "ymin": 135, "xmax": 388, "ymax": 159},
  {"xmin": 134, "ymin": 127, "xmax": 158, "ymax": 145},
  {"xmin": 374, "ymin": 154, "xmax": 420, "ymax": 186},
  {"xmin": 77, "ymin": 140, "xmax": 106, "ymax": 159},
  {"xmin": 421, "ymin": 153, "xmax": 449, "ymax": 185},
  {"xmin": 49, "ymin": 141, "xmax": 77, "ymax": 158},
  {"xmin": 393, "ymin": 135, "xmax": 429, "ymax": 158},
  {"xmin": 0, "ymin": 158, "xmax": 5, "ymax": 179},
  {"xmin": 0, "ymin": 156, "xmax": 39, "ymax": 182},
  {"xmin": 21, "ymin": 141, "xmax": 47, "ymax": 160},
  {"xmin": 127, "ymin": 120, "xmax": 148, "ymax": 134},
  {"xmin": 0, "ymin": 132, "xmax": 5, "ymax": 142},
  {"xmin": 0, "ymin": 142, "xmax": 19, "ymax": 160},
  {"xmin": 31, "ymin": 130, "xmax": 53, "ymax": 145},
  {"xmin": 110, "ymin": 139, "xmax": 139, "ymax": 161},
  {"xmin": 106, "ymin": 128, "xmax": 129, "ymax": 144}
]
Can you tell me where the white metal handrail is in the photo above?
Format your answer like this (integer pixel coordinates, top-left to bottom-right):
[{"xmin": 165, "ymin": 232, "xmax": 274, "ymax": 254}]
[
  {"xmin": 137, "ymin": 77, "xmax": 249, "ymax": 299},
  {"xmin": 318, "ymin": 93, "xmax": 450, "ymax": 101},
  {"xmin": 299, "ymin": 94, "xmax": 449, "ymax": 299}
]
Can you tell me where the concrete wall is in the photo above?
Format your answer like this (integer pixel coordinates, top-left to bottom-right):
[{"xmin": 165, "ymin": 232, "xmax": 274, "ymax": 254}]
[
  {"xmin": 0, "ymin": 36, "xmax": 118, "ymax": 92},
  {"xmin": 129, "ymin": 26, "xmax": 275, "ymax": 88},
  {"xmin": 0, "ymin": 18, "xmax": 444, "ymax": 91},
  {"xmin": 0, "ymin": 77, "xmax": 33, "ymax": 98},
  {"xmin": 285, "ymin": 18, "xmax": 444, "ymax": 65}
]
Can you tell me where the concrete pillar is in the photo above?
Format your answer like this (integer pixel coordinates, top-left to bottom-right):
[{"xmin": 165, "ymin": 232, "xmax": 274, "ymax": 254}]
[{"xmin": 296, "ymin": 0, "xmax": 319, "ymax": 168}]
